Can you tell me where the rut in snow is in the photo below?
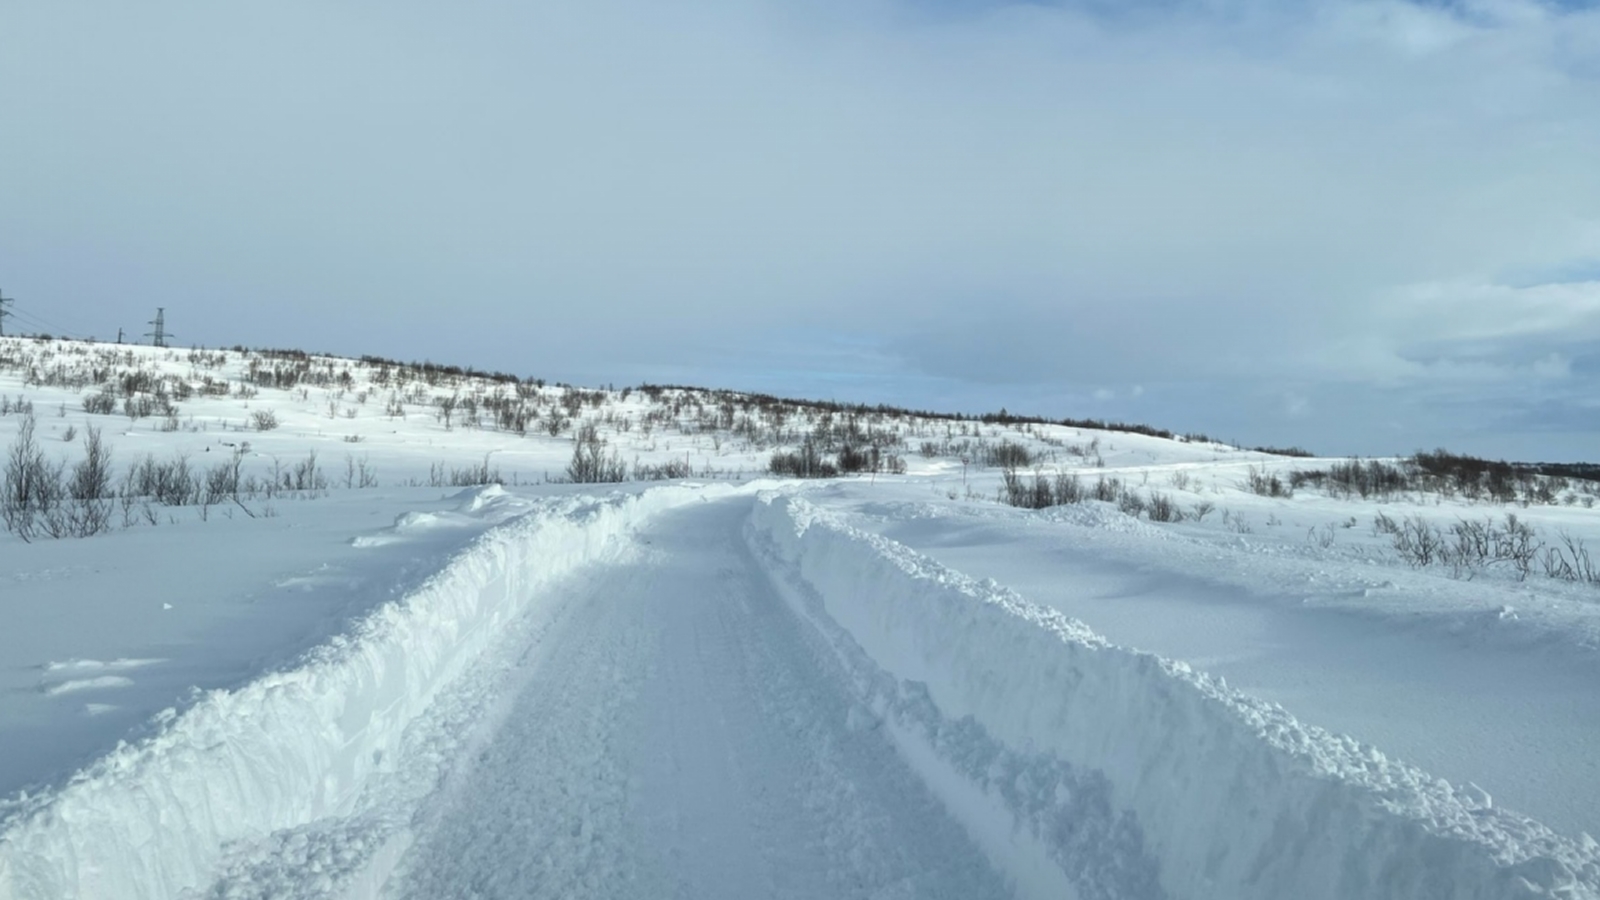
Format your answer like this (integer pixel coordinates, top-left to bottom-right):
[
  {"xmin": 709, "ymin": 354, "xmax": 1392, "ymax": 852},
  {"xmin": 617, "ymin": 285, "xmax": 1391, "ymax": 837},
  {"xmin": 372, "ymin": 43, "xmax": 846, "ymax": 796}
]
[
  {"xmin": 386, "ymin": 498, "xmax": 1014, "ymax": 900},
  {"xmin": 9, "ymin": 486, "xmax": 1598, "ymax": 900}
]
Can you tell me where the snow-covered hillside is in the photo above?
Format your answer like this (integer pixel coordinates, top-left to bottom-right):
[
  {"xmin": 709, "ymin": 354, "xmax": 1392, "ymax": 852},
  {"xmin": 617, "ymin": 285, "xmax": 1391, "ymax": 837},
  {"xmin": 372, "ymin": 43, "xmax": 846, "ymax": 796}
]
[{"xmin": 1, "ymin": 336, "xmax": 1598, "ymax": 899}]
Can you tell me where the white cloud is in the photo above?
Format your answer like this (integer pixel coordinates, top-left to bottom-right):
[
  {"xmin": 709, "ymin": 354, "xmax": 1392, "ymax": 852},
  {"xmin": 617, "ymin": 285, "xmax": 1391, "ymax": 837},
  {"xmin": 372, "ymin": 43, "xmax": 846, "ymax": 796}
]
[
  {"xmin": 3, "ymin": 0, "xmax": 1600, "ymax": 455},
  {"xmin": 1384, "ymin": 280, "xmax": 1600, "ymax": 345}
]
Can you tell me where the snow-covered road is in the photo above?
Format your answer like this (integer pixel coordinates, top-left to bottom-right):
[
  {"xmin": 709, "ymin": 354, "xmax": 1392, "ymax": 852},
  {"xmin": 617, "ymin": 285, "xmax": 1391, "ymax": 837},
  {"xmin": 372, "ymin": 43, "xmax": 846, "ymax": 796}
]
[
  {"xmin": 389, "ymin": 498, "xmax": 1012, "ymax": 899},
  {"xmin": 6, "ymin": 486, "xmax": 1599, "ymax": 900}
]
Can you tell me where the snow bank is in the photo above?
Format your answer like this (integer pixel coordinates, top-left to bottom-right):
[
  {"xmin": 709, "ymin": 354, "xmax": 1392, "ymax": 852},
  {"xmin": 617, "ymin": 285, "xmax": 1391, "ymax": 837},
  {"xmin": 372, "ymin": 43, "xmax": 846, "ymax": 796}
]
[
  {"xmin": 0, "ymin": 483, "xmax": 734, "ymax": 900},
  {"xmin": 748, "ymin": 494, "xmax": 1600, "ymax": 900}
]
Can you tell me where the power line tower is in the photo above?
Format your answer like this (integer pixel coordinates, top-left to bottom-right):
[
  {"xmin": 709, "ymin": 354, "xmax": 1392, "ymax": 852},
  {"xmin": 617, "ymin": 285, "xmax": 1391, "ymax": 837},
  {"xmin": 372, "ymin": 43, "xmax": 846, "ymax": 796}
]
[
  {"xmin": 0, "ymin": 288, "xmax": 13, "ymax": 337},
  {"xmin": 146, "ymin": 307, "xmax": 172, "ymax": 348}
]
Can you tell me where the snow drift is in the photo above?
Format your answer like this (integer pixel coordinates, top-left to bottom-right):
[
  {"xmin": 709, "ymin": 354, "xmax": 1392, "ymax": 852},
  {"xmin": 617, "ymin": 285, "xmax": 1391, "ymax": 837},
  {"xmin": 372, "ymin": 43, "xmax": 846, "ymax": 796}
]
[
  {"xmin": 0, "ymin": 483, "xmax": 735, "ymax": 900},
  {"xmin": 7, "ymin": 481, "xmax": 1598, "ymax": 900},
  {"xmin": 748, "ymin": 493, "xmax": 1600, "ymax": 900}
]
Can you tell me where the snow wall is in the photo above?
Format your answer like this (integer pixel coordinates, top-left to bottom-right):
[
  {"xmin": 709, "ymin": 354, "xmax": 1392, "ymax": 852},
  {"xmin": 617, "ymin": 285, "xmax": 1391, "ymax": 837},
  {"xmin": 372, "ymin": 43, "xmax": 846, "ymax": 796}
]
[
  {"xmin": 748, "ymin": 493, "xmax": 1600, "ymax": 900},
  {"xmin": 0, "ymin": 483, "xmax": 738, "ymax": 900}
]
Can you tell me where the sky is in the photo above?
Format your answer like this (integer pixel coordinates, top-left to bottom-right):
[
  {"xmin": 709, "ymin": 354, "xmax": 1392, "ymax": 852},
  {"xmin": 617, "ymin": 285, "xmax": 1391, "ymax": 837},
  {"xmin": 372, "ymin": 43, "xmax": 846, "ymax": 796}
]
[{"xmin": 3, "ymin": 0, "xmax": 1600, "ymax": 461}]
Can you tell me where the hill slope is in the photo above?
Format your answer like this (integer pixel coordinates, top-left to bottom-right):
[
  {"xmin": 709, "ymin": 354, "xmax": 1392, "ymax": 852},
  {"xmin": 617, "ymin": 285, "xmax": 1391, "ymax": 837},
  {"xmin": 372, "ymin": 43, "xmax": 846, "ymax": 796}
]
[{"xmin": 2, "ymin": 336, "xmax": 1598, "ymax": 898}]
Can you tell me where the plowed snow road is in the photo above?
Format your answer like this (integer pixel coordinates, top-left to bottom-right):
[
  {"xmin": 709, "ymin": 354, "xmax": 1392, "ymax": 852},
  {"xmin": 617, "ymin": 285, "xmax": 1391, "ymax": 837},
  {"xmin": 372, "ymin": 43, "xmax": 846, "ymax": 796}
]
[
  {"xmin": 13, "ymin": 488, "xmax": 1599, "ymax": 900},
  {"xmin": 383, "ymin": 498, "xmax": 1014, "ymax": 900}
]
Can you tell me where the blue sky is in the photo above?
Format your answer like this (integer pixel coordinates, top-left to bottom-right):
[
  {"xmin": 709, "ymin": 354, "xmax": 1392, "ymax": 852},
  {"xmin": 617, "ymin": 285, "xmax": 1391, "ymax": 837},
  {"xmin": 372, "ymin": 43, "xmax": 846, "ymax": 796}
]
[{"xmin": 3, "ymin": 0, "xmax": 1599, "ymax": 460}]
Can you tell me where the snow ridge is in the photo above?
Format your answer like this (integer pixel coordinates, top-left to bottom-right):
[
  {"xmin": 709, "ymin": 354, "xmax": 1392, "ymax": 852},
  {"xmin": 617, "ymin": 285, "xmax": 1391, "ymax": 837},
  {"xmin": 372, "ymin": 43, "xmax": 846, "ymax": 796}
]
[
  {"xmin": 0, "ymin": 483, "xmax": 732, "ymax": 900},
  {"xmin": 749, "ymin": 493, "xmax": 1600, "ymax": 900}
]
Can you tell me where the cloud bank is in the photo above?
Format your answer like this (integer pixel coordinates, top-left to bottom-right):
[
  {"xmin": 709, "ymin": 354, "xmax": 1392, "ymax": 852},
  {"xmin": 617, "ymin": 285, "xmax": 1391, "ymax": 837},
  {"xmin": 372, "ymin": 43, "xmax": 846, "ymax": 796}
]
[{"xmin": 2, "ymin": 0, "xmax": 1598, "ymax": 457}]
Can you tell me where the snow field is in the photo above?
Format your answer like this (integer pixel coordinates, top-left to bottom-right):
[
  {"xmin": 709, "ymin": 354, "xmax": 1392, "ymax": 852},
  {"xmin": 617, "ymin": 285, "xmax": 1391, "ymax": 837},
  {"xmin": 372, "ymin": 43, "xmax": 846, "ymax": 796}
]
[
  {"xmin": 747, "ymin": 493, "xmax": 1600, "ymax": 900},
  {"xmin": 0, "ymin": 482, "xmax": 742, "ymax": 900},
  {"xmin": 841, "ymin": 486, "xmax": 1600, "ymax": 840},
  {"xmin": 6, "ymin": 334, "xmax": 1600, "ymax": 898},
  {"xmin": 3, "ymin": 480, "xmax": 1598, "ymax": 899}
]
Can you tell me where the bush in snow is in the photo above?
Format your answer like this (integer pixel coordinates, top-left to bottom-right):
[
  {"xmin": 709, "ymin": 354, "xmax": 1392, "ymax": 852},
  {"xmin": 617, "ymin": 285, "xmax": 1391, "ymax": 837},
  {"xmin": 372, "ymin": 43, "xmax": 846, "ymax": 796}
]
[
  {"xmin": 1243, "ymin": 465, "xmax": 1293, "ymax": 499},
  {"xmin": 566, "ymin": 424, "xmax": 626, "ymax": 484},
  {"xmin": 82, "ymin": 392, "xmax": 117, "ymax": 415},
  {"xmin": 1146, "ymin": 491, "xmax": 1183, "ymax": 523},
  {"xmin": 632, "ymin": 458, "xmax": 693, "ymax": 481},
  {"xmin": 999, "ymin": 468, "xmax": 1085, "ymax": 510},
  {"xmin": 2, "ymin": 412, "xmax": 63, "ymax": 540},
  {"xmin": 769, "ymin": 439, "xmax": 838, "ymax": 479},
  {"xmin": 984, "ymin": 440, "xmax": 1033, "ymax": 469}
]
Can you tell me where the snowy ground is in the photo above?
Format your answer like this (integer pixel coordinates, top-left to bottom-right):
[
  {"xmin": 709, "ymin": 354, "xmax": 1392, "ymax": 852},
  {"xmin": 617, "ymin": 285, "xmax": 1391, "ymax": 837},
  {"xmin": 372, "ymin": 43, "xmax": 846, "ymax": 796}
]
[
  {"xmin": 2, "ymin": 336, "xmax": 1599, "ymax": 898},
  {"xmin": 829, "ymin": 483, "xmax": 1600, "ymax": 841}
]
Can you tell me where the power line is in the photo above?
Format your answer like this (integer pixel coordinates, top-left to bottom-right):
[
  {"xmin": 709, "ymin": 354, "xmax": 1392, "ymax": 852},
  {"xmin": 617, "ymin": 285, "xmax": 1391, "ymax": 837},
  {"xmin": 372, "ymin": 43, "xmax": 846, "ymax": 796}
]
[
  {"xmin": 0, "ymin": 291, "xmax": 97, "ymax": 342},
  {"xmin": 19, "ymin": 308, "xmax": 88, "ymax": 339},
  {"xmin": 0, "ymin": 291, "xmax": 126, "ymax": 344},
  {"xmin": 145, "ymin": 307, "xmax": 171, "ymax": 348},
  {"xmin": 7, "ymin": 308, "xmax": 89, "ymax": 341},
  {"xmin": 11, "ymin": 308, "xmax": 68, "ymax": 334}
]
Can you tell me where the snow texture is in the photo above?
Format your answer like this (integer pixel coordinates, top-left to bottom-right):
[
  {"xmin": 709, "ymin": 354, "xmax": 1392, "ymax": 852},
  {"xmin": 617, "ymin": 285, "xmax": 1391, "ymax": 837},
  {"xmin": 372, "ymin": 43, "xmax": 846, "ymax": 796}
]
[
  {"xmin": 748, "ymin": 492, "xmax": 1600, "ymax": 900},
  {"xmin": 0, "ymin": 483, "xmax": 738, "ymax": 900},
  {"xmin": 385, "ymin": 496, "xmax": 1016, "ymax": 900},
  {"xmin": 4, "ymin": 480, "xmax": 1600, "ymax": 899}
]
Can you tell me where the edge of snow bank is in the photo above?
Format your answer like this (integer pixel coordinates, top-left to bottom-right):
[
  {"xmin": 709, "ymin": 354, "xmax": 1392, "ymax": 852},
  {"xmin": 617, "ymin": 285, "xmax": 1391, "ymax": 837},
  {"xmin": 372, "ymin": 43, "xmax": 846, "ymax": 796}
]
[
  {"xmin": 0, "ymin": 482, "xmax": 737, "ymax": 900},
  {"xmin": 749, "ymin": 493, "xmax": 1600, "ymax": 900}
]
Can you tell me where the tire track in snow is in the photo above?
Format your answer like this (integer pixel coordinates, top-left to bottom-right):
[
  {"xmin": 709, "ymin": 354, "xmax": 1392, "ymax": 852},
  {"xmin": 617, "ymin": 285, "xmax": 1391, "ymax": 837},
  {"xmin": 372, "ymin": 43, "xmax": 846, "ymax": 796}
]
[{"xmin": 384, "ymin": 497, "xmax": 1013, "ymax": 900}]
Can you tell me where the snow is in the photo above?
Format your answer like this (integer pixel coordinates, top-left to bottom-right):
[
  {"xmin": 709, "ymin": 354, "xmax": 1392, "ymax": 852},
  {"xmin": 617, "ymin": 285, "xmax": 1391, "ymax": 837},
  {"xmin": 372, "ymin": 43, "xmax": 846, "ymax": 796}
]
[
  {"xmin": 387, "ymin": 497, "xmax": 1016, "ymax": 900},
  {"xmin": 751, "ymin": 493, "xmax": 1600, "ymax": 898},
  {"xmin": 0, "ymin": 481, "xmax": 760, "ymax": 899},
  {"xmin": 0, "ymin": 487, "xmax": 533, "ymax": 802},
  {"xmin": 2, "ymin": 336, "xmax": 1600, "ymax": 898},
  {"xmin": 828, "ymin": 488, "xmax": 1600, "ymax": 840}
]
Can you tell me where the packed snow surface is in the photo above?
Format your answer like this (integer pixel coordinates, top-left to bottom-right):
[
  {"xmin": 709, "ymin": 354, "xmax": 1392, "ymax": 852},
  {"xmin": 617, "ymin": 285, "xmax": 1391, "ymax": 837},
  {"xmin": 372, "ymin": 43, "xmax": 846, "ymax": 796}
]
[
  {"xmin": 3, "ymin": 339, "xmax": 1600, "ymax": 898},
  {"xmin": 3, "ymin": 484, "xmax": 1598, "ymax": 898}
]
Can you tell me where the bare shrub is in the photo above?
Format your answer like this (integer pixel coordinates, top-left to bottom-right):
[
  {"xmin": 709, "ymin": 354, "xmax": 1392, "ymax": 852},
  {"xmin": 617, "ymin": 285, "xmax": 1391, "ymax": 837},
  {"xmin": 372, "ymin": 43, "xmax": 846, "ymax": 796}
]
[
  {"xmin": 836, "ymin": 444, "xmax": 879, "ymax": 475},
  {"xmin": 633, "ymin": 457, "xmax": 693, "ymax": 481},
  {"xmin": 996, "ymin": 468, "xmax": 1091, "ymax": 511},
  {"xmin": 68, "ymin": 425, "xmax": 114, "ymax": 502},
  {"xmin": 440, "ymin": 455, "xmax": 502, "ymax": 487},
  {"xmin": 1054, "ymin": 473, "xmax": 1085, "ymax": 504},
  {"xmin": 985, "ymin": 440, "xmax": 1033, "ymax": 469},
  {"xmin": 1392, "ymin": 515, "xmax": 1443, "ymax": 568},
  {"xmin": 1000, "ymin": 468, "xmax": 1050, "ymax": 510},
  {"xmin": 1146, "ymin": 491, "xmax": 1183, "ymax": 523},
  {"xmin": 1243, "ymin": 465, "xmax": 1292, "ymax": 498},
  {"xmin": 2, "ymin": 412, "xmax": 64, "ymax": 540},
  {"xmin": 82, "ymin": 392, "xmax": 117, "ymax": 415},
  {"xmin": 1117, "ymin": 490, "xmax": 1147, "ymax": 518},
  {"xmin": 123, "ymin": 453, "xmax": 200, "ymax": 506},
  {"xmin": 1091, "ymin": 475, "xmax": 1122, "ymax": 503},
  {"xmin": 769, "ymin": 439, "xmax": 837, "ymax": 479},
  {"xmin": 1543, "ymin": 532, "xmax": 1600, "ymax": 584},
  {"xmin": 1298, "ymin": 459, "xmax": 1411, "ymax": 500},
  {"xmin": 566, "ymin": 424, "xmax": 626, "ymax": 484},
  {"xmin": 288, "ymin": 450, "xmax": 327, "ymax": 492},
  {"xmin": 250, "ymin": 409, "xmax": 280, "ymax": 431}
]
